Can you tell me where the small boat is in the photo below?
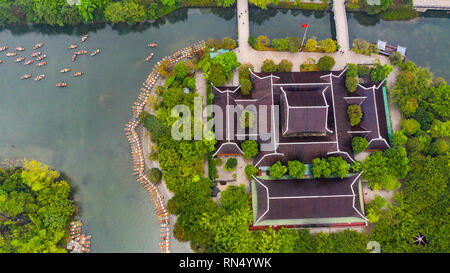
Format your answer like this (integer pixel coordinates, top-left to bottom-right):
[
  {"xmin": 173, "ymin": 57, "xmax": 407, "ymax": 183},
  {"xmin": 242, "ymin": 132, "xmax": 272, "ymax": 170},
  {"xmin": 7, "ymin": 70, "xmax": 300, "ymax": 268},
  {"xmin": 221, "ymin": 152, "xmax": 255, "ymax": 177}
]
[
  {"xmin": 73, "ymin": 72, "xmax": 83, "ymax": 77},
  {"xmin": 72, "ymin": 54, "xmax": 77, "ymax": 62},
  {"xmin": 60, "ymin": 68, "xmax": 71, "ymax": 73},
  {"xmin": 68, "ymin": 44, "xmax": 78, "ymax": 49},
  {"xmin": 36, "ymin": 54, "xmax": 46, "ymax": 61},
  {"xmin": 33, "ymin": 42, "xmax": 43, "ymax": 50},
  {"xmin": 21, "ymin": 74, "xmax": 32, "ymax": 80},
  {"xmin": 146, "ymin": 53, "xmax": 154, "ymax": 62},
  {"xmin": 24, "ymin": 59, "xmax": 34, "ymax": 65},
  {"xmin": 75, "ymin": 50, "xmax": 87, "ymax": 55},
  {"xmin": 90, "ymin": 49, "xmax": 100, "ymax": 56},
  {"xmin": 31, "ymin": 51, "xmax": 41, "ymax": 57},
  {"xmin": 56, "ymin": 82, "xmax": 67, "ymax": 87},
  {"xmin": 15, "ymin": 57, "xmax": 25, "ymax": 63},
  {"xmin": 34, "ymin": 74, "xmax": 45, "ymax": 81},
  {"xmin": 81, "ymin": 34, "xmax": 88, "ymax": 43},
  {"xmin": 147, "ymin": 43, "xmax": 158, "ymax": 48},
  {"xmin": 15, "ymin": 47, "xmax": 25, "ymax": 51},
  {"xmin": 36, "ymin": 61, "xmax": 47, "ymax": 67},
  {"xmin": 0, "ymin": 46, "xmax": 7, "ymax": 51},
  {"xmin": 6, "ymin": 52, "xmax": 17, "ymax": 57}
]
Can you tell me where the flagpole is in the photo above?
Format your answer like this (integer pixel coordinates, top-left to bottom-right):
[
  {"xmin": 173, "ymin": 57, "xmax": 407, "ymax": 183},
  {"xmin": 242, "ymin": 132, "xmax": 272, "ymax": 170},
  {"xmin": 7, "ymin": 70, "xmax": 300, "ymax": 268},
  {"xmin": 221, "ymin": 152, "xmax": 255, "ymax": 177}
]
[{"xmin": 300, "ymin": 25, "xmax": 308, "ymax": 52}]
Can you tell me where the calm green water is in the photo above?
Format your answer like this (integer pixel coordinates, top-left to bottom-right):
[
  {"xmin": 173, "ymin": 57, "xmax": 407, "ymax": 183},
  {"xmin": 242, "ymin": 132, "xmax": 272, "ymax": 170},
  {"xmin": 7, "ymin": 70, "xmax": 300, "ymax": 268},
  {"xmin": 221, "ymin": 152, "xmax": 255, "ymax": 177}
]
[
  {"xmin": 347, "ymin": 11, "xmax": 450, "ymax": 80},
  {"xmin": 0, "ymin": 8, "xmax": 236, "ymax": 253},
  {"xmin": 249, "ymin": 7, "xmax": 335, "ymax": 40}
]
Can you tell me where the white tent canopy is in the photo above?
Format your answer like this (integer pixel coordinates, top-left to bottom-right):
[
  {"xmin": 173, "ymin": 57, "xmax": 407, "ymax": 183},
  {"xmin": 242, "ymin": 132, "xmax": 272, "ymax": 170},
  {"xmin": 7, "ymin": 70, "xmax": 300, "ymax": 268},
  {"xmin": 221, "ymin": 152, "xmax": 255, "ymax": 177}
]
[
  {"xmin": 397, "ymin": 45, "xmax": 407, "ymax": 56},
  {"xmin": 377, "ymin": 40, "xmax": 387, "ymax": 51}
]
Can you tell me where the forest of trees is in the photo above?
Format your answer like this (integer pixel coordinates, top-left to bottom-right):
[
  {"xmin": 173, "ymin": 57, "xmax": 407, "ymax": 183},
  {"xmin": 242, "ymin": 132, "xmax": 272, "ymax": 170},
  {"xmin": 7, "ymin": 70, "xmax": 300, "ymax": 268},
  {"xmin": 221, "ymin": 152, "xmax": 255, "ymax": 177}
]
[{"xmin": 0, "ymin": 160, "xmax": 75, "ymax": 253}]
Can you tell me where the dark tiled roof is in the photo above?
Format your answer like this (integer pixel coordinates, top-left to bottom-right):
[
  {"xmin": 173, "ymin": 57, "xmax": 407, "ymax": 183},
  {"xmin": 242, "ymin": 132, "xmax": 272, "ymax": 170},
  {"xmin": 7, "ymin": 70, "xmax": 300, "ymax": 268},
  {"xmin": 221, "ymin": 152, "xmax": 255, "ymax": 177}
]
[{"xmin": 253, "ymin": 174, "xmax": 365, "ymax": 223}]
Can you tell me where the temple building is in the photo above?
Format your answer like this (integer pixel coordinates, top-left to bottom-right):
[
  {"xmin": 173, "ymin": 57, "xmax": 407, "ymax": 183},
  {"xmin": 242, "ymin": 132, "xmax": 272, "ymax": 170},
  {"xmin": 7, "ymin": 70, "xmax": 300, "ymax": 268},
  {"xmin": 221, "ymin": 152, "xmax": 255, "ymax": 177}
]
[{"xmin": 212, "ymin": 68, "xmax": 391, "ymax": 228}]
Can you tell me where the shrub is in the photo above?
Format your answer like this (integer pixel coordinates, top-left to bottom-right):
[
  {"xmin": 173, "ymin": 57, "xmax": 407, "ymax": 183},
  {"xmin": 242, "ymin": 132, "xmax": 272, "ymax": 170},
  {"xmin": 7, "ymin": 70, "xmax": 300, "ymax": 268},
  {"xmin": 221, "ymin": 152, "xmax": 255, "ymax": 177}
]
[
  {"xmin": 346, "ymin": 77, "xmax": 359, "ymax": 93},
  {"xmin": 287, "ymin": 36, "xmax": 302, "ymax": 53},
  {"xmin": 288, "ymin": 160, "xmax": 306, "ymax": 178},
  {"xmin": 277, "ymin": 59, "xmax": 293, "ymax": 72},
  {"xmin": 347, "ymin": 104, "xmax": 363, "ymax": 126},
  {"xmin": 241, "ymin": 140, "xmax": 259, "ymax": 159},
  {"xmin": 261, "ymin": 59, "xmax": 277, "ymax": 73},
  {"xmin": 256, "ymin": 35, "xmax": 270, "ymax": 50},
  {"xmin": 352, "ymin": 136, "xmax": 369, "ymax": 153},
  {"xmin": 352, "ymin": 38, "xmax": 377, "ymax": 56},
  {"xmin": 239, "ymin": 110, "xmax": 256, "ymax": 128},
  {"xmin": 225, "ymin": 158, "xmax": 238, "ymax": 171},
  {"xmin": 318, "ymin": 39, "xmax": 337, "ymax": 53},
  {"xmin": 206, "ymin": 38, "xmax": 219, "ymax": 49},
  {"xmin": 357, "ymin": 65, "xmax": 371, "ymax": 77},
  {"xmin": 238, "ymin": 63, "xmax": 254, "ymax": 79},
  {"xmin": 148, "ymin": 168, "xmax": 162, "ymax": 184},
  {"xmin": 389, "ymin": 52, "xmax": 403, "ymax": 66},
  {"xmin": 317, "ymin": 56, "xmax": 335, "ymax": 71},
  {"xmin": 248, "ymin": 35, "xmax": 255, "ymax": 46},
  {"xmin": 221, "ymin": 37, "xmax": 236, "ymax": 50},
  {"xmin": 269, "ymin": 161, "xmax": 287, "ymax": 178},
  {"xmin": 245, "ymin": 164, "xmax": 259, "ymax": 179},
  {"xmin": 215, "ymin": 157, "xmax": 223, "ymax": 166},
  {"xmin": 272, "ymin": 38, "xmax": 289, "ymax": 51},
  {"xmin": 173, "ymin": 222, "xmax": 187, "ymax": 242},
  {"xmin": 304, "ymin": 38, "xmax": 318, "ymax": 51},
  {"xmin": 346, "ymin": 63, "xmax": 358, "ymax": 77},
  {"xmin": 300, "ymin": 58, "xmax": 318, "ymax": 72}
]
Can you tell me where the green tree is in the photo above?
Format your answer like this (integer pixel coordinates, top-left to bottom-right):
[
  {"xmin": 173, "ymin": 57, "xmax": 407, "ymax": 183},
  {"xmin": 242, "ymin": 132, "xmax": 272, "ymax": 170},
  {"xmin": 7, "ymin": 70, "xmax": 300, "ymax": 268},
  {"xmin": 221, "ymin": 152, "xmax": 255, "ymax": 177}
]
[
  {"xmin": 401, "ymin": 118, "xmax": 421, "ymax": 136},
  {"xmin": 220, "ymin": 185, "xmax": 249, "ymax": 212},
  {"xmin": 148, "ymin": 168, "xmax": 162, "ymax": 184},
  {"xmin": 241, "ymin": 140, "xmax": 259, "ymax": 159},
  {"xmin": 269, "ymin": 161, "xmax": 287, "ymax": 178},
  {"xmin": 312, "ymin": 158, "xmax": 331, "ymax": 178},
  {"xmin": 287, "ymin": 160, "xmax": 306, "ymax": 179},
  {"xmin": 240, "ymin": 78, "xmax": 252, "ymax": 96},
  {"xmin": 352, "ymin": 136, "xmax": 369, "ymax": 153},
  {"xmin": 345, "ymin": 77, "xmax": 359, "ymax": 93},
  {"xmin": 245, "ymin": 164, "xmax": 259, "ymax": 180},
  {"xmin": 328, "ymin": 156, "xmax": 350, "ymax": 179},
  {"xmin": 389, "ymin": 52, "xmax": 403, "ymax": 66},
  {"xmin": 371, "ymin": 64, "xmax": 393, "ymax": 82},
  {"xmin": 225, "ymin": 158, "xmax": 238, "ymax": 171},
  {"xmin": 277, "ymin": 59, "xmax": 293, "ymax": 72},
  {"xmin": 347, "ymin": 104, "xmax": 363, "ymax": 126}
]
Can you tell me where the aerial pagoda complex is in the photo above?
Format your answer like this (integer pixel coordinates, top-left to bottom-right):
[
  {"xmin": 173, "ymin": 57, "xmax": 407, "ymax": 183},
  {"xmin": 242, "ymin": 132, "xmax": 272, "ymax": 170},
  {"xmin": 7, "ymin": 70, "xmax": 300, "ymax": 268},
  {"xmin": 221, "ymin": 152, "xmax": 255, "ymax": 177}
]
[{"xmin": 212, "ymin": 68, "xmax": 391, "ymax": 228}]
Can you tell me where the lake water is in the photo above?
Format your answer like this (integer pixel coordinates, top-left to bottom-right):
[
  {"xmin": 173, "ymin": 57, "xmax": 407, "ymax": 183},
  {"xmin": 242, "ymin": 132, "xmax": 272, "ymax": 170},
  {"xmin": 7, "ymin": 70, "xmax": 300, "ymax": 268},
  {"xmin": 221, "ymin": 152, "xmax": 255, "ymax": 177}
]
[
  {"xmin": 0, "ymin": 8, "xmax": 236, "ymax": 253},
  {"xmin": 0, "ymin": 7, "xmax": 448, "ymax": 252}
]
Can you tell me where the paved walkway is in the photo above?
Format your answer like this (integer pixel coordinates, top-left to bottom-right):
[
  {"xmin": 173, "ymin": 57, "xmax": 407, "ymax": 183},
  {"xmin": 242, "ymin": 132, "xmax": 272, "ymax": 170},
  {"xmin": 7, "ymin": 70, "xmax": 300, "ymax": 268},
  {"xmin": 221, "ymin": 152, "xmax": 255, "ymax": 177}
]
[
  {"xmin": 413, "ymin": 0, "xmax": 450, "ymax": 11},
  {"xmin": 333, "ymin": 0, "xmax": 350, "ymax": 51},
  {"xmin": 236, "ymin": 0, "xmax": 251, "ymax": 64}
]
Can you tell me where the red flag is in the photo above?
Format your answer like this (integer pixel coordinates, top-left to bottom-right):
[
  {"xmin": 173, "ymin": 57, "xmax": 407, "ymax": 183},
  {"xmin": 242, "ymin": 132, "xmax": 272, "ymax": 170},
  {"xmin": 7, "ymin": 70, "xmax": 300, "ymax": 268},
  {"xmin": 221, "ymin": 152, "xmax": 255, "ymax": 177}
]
[{"xmin": 302, "ymin": 24, "xmax": 308, "ymax": 28}]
